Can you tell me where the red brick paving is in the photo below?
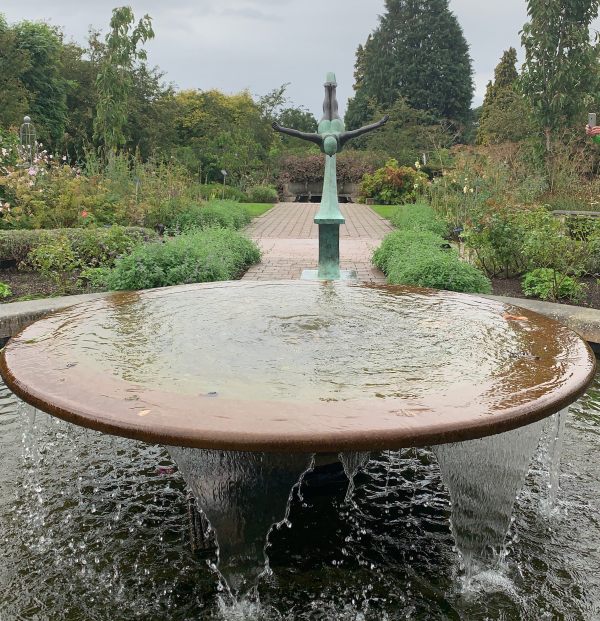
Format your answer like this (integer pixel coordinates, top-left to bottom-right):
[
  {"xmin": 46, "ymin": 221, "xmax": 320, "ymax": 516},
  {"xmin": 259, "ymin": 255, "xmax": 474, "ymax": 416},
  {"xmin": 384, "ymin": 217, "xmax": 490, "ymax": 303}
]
[{"xmin": 243, "ymin": 203, "xmax": 393, "ymax": 282}]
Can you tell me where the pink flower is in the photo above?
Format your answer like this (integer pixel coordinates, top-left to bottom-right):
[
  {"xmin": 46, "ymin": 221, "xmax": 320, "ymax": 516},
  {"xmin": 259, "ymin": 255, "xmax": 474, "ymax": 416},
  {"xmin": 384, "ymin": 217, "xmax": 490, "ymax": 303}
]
[
  {"xmin": 28, "ymin": 167, "xmax": 36, "ymax": 176},
  {"xmin": 81, "ymin": 210, "xmax": 89, "ymax": 218}
]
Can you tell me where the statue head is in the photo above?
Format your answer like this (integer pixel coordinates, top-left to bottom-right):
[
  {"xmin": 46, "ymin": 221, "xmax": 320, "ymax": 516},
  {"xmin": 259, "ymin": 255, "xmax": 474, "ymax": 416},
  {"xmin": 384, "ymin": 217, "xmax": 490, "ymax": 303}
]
[{"xmin": 323, "ymin": 135, "xmax": 338, "ymax": 156}]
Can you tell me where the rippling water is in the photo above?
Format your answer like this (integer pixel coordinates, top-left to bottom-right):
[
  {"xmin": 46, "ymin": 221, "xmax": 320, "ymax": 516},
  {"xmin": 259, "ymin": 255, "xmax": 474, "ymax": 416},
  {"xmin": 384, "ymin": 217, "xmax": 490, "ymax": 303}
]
[{"xmin": 1, "ymin": 374, "xmax": 600, "ymax": 620}]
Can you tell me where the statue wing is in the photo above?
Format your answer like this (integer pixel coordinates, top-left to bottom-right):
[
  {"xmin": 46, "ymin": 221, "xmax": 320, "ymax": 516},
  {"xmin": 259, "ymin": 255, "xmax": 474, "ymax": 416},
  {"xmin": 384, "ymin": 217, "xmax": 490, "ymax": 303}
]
[
  {"xmin": 272, "ymin": 122, "xmax": 323, "ymax": 146},
  {"xmin": 339, "ymin": 115, "xmax": 389, "ymax": 147}
]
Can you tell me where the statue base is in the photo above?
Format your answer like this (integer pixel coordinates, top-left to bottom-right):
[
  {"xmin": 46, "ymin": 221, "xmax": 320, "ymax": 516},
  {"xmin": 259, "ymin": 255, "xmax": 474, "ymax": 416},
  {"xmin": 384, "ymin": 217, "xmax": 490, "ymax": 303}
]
[{"xmin": 301, "ymin": 269, "xmax": 357, "ymax": 282}]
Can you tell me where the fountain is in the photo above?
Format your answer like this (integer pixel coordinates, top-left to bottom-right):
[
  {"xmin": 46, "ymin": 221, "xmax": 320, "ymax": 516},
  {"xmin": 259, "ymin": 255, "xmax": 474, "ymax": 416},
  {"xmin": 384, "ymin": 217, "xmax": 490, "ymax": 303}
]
[{"xmin": 0, "ymin": 75, "xmax": 597, "ymax": 609}]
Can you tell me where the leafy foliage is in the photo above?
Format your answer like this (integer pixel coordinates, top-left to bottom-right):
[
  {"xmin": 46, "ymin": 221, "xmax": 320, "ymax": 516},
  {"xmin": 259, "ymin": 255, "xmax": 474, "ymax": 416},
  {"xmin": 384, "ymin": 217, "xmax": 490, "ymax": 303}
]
[
  {"xmin": 243, "ymin": 186, "xmax": 278, "ymax": 203},
  {"xmin": 0, "ymin": 16, "xmax": 31, "ymax": 128},
  {"xmin": 107, "ymin": 228, "xmax": 260, "ymax": 290},
  {"xmin": 171, "ymin": 201, "xmax": 252, "ymax": 232},
  {"xmin": 277, "ymin": 151, "xmax": 383, "ymax": 186},
  {"xmin": 10, "ymin": 20, "xmax": 68, "ymax": 146},
  {"xmin": 374, "ymin": 229, "xmax": 491, "ymax": 294},
  {"xmin": 522, "ymin": 268, "xmax": 587, "ymax": 302},
  {"xmin": 389, "ymin": 203, "xmax": 448, "ymax": 236},
  {"xmin": 521, "ymin": 0, "xmax": 600, "ymax": 148},
  {"xmin": 0, "ymin": 282, "xmax": 11, "ymax": 298},
  {"xmin": 0, "ymin": 226, "xmax": 155, "ymax": 264},
  {"xmin": 23, "ymin": 234, "xmax": 80, "ymax": 291},
  {"xmin": 94, "ymin": 7, "xmax": 155, "ymax": 153},
  {"xmin": 359, "ymin": 160, "xmax": 428, "ymax": 204}
]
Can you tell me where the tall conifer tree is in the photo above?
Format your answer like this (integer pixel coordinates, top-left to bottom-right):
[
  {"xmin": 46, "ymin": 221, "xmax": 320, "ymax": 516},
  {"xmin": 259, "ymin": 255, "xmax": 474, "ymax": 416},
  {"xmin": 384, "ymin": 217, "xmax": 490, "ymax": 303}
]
[
  {"xmin": 476, "ymin": 48, "xmax": 531, "ymax": 145},
  {"xmin": 346, "ymin": 0, "xmax": 473, "ymax": 129}
]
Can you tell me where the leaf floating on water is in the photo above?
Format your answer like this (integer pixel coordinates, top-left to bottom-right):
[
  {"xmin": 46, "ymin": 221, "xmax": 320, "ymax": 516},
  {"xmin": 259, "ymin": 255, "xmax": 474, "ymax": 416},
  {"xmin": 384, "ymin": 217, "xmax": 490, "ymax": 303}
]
[{"xmin": 503, "ymin": 313, "xmax": 529, "ymax": 322}]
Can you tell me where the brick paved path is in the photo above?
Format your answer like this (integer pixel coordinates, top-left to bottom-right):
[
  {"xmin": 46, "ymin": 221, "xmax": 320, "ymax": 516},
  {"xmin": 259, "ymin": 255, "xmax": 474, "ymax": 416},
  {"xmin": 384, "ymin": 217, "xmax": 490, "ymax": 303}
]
[{"xmin": 243, "ymin": 203, "xmax": 393, "ymax": 282}]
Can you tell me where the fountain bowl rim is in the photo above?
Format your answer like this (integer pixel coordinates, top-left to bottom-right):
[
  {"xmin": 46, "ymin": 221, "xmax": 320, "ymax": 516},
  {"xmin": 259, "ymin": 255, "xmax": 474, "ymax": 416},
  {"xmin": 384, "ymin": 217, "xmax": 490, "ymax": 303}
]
[{"xmin": 0, "ymin": 280, "xmax": 595, "ymax": 453}]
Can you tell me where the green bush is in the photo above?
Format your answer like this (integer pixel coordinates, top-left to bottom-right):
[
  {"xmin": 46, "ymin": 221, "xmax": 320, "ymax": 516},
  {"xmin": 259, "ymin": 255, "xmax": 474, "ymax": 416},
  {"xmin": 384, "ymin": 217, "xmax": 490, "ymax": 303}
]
[
  {"xmin": 173, "ymin": 201, "xmax": 251, "ymax": 232},
  {"xmin": 107, "ymin": 228, "xmax": 261, "ymax": 291},
  {"xmin": 374, "ymin": 229, "xmax": 491, "ymax": 294},
  {"xmin": 77, "ymin": 266, "xmax": 112, "ymax": 289},
  {"xmin": 24, "ymin": 236, "xmax": 80, "ymax": 292},
  {"xmin": 463, "ymin": 206, "xmax": 530, "ymax": 278},
  {"xmin": 522, "ymin": 268, "xmax": 587, "ymax": 303},
  {"xmin": 373, "ymin": 230, "xmax": 443, "ymax": 272},
  {"xmin": 386, "ymin": 249, "xmax": 492, "ymax": 294},
  {"xmin": 0, "ymin": 282, "xmax": 12, "ymax": 299},
  {"xmin": 389, "ymin": 203, "xmax": 448, "ymax": 236},
  {"xmin": 195, "ymin": 183, "xmax": 246, "ymax": 202},
  {"xmin": 243, "ymin": 185, "xmax": 278, "ymax": 203},
  {"xmin": 359, "ymin": 159, "xmax": 428, "ymax": 205},
  {"xmin": 0, "ymin": 227, "xmax": 156, "ymax": 265}
]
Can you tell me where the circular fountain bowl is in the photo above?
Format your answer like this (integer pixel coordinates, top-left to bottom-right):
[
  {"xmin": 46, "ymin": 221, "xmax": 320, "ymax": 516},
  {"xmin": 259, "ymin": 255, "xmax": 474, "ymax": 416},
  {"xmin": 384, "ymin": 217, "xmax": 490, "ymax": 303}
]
[{"xmin": 0, "ymin": 281, "xmax": 595, "ymax": 453}]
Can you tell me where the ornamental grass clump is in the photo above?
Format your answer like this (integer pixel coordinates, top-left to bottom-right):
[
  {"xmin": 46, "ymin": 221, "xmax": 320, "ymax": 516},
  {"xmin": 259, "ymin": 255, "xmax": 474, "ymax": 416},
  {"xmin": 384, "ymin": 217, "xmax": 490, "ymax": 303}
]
[{"xmin": 107, "ymin": 228, "xmax": 261, "ymax": 291}]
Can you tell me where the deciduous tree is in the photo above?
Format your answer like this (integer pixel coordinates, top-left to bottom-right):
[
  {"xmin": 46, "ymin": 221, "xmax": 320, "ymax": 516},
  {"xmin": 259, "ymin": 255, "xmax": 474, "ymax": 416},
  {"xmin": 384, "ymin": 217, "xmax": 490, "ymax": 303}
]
[
  {"xmin": 94, "ymin": 7, "xmax": 154, "ymax": 153},
  {"xmin": 521, "ymin": 0, "xmax": 600, "ymax": 150}
]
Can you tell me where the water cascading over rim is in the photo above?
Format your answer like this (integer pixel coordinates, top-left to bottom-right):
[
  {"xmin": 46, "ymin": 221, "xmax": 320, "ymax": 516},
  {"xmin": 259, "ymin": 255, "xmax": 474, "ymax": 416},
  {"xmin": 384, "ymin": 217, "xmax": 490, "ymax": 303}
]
[{"xmin": 0, "ymin": 280, "xmax": 595, "ymax": 592}]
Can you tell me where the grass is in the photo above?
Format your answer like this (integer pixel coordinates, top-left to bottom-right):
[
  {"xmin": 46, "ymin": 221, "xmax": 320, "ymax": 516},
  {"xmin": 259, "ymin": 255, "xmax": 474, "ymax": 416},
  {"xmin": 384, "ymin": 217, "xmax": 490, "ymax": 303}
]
[
  {"xmin": 240, "ymin": 203, "xmax": 276, "ymax": 219},
  {"xmin": 368, "ymin": 202, "xmax": 430, "ymax": 221}
]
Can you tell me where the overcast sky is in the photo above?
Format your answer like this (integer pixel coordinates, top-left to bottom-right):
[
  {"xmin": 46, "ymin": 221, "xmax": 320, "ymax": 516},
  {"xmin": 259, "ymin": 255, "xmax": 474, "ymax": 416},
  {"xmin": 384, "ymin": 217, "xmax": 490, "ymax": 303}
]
[{"xmin": 2, "ymin": 1, "xmax": 599, "ymax": 116}]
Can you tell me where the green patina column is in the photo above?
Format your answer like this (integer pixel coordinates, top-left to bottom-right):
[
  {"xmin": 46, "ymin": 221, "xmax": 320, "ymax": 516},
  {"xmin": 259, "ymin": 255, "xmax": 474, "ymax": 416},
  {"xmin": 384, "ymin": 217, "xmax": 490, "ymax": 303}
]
[
  {"xmin": 315, "ymin": 153, "xmax": 344, "ymax": 279},
  {"xmin": 272, "ymin": 73, "xmax": 388, "ymax": 280}
]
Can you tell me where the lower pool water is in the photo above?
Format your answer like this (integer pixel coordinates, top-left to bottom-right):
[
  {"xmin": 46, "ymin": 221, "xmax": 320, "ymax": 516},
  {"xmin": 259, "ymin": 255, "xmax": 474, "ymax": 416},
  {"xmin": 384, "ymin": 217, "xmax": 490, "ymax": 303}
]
[{"xmin": 1, "ymin": 371, "xmax": 599, "ymax": 620}]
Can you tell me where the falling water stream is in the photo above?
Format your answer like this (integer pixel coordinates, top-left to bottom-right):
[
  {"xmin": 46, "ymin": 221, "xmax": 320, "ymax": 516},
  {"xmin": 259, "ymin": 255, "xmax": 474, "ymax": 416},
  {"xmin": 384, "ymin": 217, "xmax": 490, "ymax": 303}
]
[{"xmin": 1, "ymin": 373, "xmax": 599, "ymax": 619}]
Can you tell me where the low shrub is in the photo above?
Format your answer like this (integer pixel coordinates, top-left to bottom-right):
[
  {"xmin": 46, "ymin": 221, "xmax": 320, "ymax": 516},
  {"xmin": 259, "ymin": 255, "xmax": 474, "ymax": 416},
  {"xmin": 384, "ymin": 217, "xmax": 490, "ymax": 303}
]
[
  {"xmin": 463, "ymin": 206, "xmax": 530, "ymax": 278},
  {"xmin": 0, "ymin": 282, "xmax": 12, "ymax": 298},
  {"xmin": 195, "ymin": 183, "xmax": 246, "ymax": 202},
  {"xmin": 386, "ymin": 249, "xmax": 492, "ymax": 294},
  {"xmin": 107, "ymin": 228, "xmax": 261, "ymax": 291},
  {"xmin": 24, "ymin": 235, "xmax": 80, "ymax": 292},
  {"xmin": 243, "ymin": 185, "xmax": 278, "ymax": 204},
  {"xmin": 389, "ymin": 203, "xmax": 448, "ymax": 237},
  {"xmin": 359, "ymin": 159, "xmax": 428, "ymax": 205},
  {"xmin": 522, "ymin": 268, "xmax": 587, "ymax": 303},
  {"xmin": 373, "ymin": 229, "xmax": 491, "ymax": 294},
  {"xmin": 373, "ymin": 230, "xmax": 442, "ymax": 273},
  {"xmin": 0, "ymin": 227, "xmax": 156, "ymax": 265},
  {"xmin": 172, "ymin": 201, "xmax": 251, "ymax": 232},
  {"xmin": 77, "ymin": 266, "xmax": 112, "ymax": 289}
]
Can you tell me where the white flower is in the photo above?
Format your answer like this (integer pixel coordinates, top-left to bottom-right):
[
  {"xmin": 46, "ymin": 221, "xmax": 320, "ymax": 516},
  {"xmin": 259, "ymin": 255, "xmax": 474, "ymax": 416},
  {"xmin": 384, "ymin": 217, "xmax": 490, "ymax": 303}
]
[
  {"xmin": 463, "ymin": 186, "xmax": 468, "ymax": 194},
  {"xmin": 62, "ymin": 155, "xmax": 67, "ymax": 161},
  {"xmin": 469, "ymin": 188, "xmax": 474, "ymax": 194}
]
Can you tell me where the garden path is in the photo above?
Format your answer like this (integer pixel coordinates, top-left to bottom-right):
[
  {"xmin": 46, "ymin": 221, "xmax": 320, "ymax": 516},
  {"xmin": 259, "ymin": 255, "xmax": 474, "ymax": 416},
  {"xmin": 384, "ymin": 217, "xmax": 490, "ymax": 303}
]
[{"xmin": 243, "ymin": 203, "xmax": 392, "ymax": 282}]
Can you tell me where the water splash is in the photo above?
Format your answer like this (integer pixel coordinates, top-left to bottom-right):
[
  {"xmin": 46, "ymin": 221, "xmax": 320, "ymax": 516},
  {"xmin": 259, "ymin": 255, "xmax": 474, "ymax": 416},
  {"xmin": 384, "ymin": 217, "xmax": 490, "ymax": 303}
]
[
  {"xmin": 339, "ymin": 452, "xmax": 370, "ymax": 502},
  {"xmin": 434, "ymin": 420, "xmax": 544, "ymax": 580},
  {"xmin": 538, "ymin": 408, "xmax": 568, "ymax": 515}
]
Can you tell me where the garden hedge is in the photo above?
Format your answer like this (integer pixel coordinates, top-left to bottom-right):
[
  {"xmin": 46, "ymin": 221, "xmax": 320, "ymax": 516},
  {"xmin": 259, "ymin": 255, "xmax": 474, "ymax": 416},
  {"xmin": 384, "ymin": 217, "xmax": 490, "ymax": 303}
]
[{"xmin": 0, "ymin": 227, "xmax": 156, "ymax": 264}]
